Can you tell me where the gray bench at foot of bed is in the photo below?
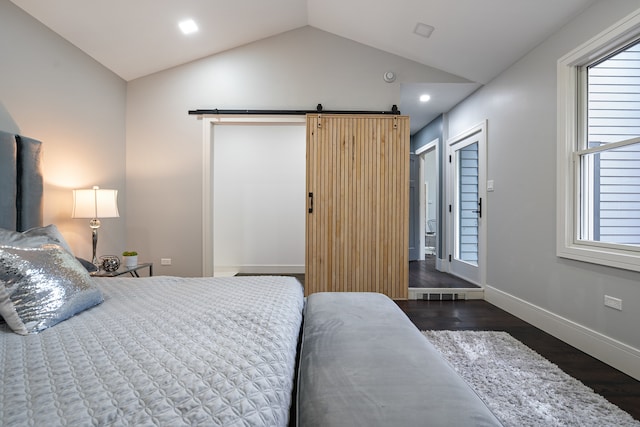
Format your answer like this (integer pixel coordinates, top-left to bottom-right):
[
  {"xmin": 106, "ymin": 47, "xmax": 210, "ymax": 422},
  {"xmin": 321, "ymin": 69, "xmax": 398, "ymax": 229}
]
[{"xmin": 297, "ymin": 292, "xmax": 503, "ymax": 427}]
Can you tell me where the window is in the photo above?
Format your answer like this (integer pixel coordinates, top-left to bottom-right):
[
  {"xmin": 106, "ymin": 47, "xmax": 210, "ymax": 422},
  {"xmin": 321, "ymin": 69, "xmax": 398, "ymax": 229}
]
[
  {"xmin": 558, "ymin": 8, "xmax": 640, "ymax": 272},
  {"xmin": 458, "ymin": 141, "xmax": 479, "ymax": 264},
  {"xmin": 580, "ymin": 39, "xmax": 640, "ymax": 246}
]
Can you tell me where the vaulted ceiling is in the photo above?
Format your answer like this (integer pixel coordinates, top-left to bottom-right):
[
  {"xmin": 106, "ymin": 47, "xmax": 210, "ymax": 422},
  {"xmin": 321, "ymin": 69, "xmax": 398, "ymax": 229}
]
[{"xmin": 11, "ymin": 0, "xmax": 597, "ymax": 132}]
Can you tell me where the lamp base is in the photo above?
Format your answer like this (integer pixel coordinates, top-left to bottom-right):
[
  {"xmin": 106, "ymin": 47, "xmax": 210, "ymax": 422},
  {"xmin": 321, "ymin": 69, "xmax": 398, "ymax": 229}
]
[{"xmin": 90, "ymin": 219, "xmax": 101, "ymax": 269}]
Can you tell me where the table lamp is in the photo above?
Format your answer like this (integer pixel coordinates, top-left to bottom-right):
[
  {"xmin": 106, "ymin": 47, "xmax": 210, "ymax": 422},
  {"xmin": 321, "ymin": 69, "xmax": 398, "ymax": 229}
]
[{"xmin": 72, "ymin": 186, "xmax": 119, "ymax": 268}]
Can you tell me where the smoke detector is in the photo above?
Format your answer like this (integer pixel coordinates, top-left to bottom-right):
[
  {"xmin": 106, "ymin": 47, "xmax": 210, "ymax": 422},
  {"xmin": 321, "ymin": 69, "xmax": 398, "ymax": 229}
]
[{"xmin": 383, "ymin": 71, "xmax": 396, "ymax": 83}]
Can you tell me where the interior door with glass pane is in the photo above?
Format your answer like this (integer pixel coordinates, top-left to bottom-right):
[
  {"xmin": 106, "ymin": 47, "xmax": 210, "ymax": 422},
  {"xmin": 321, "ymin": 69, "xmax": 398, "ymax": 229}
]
[{"xmin": 447, "ymin": 123, "xmax": 486, "ymax": 285}]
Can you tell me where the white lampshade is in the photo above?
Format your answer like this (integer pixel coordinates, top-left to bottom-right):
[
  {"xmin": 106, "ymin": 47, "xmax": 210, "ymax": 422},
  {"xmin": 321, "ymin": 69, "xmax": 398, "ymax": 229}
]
[{"xmin": 72, "ymin": 186, "xmax": 120, "ymax": 219}]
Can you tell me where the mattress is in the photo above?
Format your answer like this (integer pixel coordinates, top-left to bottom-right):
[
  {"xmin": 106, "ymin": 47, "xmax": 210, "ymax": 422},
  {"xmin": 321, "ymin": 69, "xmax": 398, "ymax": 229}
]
[{"xmin": 0, "ymin": 275, "xmax": 304, "ymax": 426}]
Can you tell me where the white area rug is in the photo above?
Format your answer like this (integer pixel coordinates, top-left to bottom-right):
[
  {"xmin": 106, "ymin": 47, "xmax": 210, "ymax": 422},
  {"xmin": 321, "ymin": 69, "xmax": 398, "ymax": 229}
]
[{"xmin": 422, "ymin": 330, "xmax": 639, "ymax": 427}]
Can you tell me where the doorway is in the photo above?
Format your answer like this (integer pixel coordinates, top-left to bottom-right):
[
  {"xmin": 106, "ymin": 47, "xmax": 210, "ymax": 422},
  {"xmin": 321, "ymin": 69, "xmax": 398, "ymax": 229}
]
[
  {"xmin": 200, "ymin": 115, "xmax": 306, "ymax": 277},
  {"xmin": 213, "ymin": 124, "xmax": 306, "ymax": 275},
  {"xmin": 446, "ymin": 121, "xmax": 487, "ymax": 286},
  {"xmin": 415, "ymin": 139, "xmax": 439, "ymax": 262}
]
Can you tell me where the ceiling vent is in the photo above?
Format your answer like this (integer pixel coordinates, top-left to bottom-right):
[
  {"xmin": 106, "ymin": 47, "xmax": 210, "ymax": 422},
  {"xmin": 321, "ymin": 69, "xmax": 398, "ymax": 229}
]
[{"xmin": 414, "ymin": 22, "xmax": 435, "ymax": 38}]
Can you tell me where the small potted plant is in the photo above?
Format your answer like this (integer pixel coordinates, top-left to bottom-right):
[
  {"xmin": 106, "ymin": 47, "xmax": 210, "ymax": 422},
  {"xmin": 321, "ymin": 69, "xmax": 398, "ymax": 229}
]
[{"xmin": 122, "ymin": 251, "xmax": 138, "ymax": 267}]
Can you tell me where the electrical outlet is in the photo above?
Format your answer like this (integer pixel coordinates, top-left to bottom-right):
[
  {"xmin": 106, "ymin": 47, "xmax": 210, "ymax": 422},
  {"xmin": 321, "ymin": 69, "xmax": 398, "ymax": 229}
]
[
  {"xmin": 604, "ymin": 295, "xmax": 622, "ymax": 311},
  {"xmin": 160, "ymin": 258, "xmax": 172, "ymax": 266}
]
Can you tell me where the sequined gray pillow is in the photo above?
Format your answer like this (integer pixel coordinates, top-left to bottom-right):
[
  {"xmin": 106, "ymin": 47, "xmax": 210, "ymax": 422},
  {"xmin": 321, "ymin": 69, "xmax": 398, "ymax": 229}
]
[
  {"xmin": 0, "ymin": 224, "xmax": 74, "ymax": 254},
  {"xmin": 0, "ymin": 244, "xmax": 103, "ymax": 335},
  {"xmin": 0, "ymin": 226, "xmax": 98, "ymax": 273}
]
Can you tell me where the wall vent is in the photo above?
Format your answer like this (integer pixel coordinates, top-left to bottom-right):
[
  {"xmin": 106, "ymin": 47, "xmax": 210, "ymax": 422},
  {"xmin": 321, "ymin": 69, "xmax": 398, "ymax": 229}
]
[
  {"xmin": 422, "ymin": 292, "xmax": 466, "ymax": 301},
  {"xmin": 408, "ymin": 287, "xmax": 484, "ymax": 300}
]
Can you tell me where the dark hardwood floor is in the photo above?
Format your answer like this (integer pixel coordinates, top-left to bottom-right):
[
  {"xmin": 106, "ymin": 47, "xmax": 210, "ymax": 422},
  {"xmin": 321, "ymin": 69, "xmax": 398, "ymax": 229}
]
[
  {"xmin": 244, "ymin": 257, "xmax": 473, "ymax": 289},
  {"xmin": 396, "ymin": 299, "xmax": 640, "ymax": 421},
  {"xmin": 409, "ymin": 256, "xmax": 480, "ymax": 288}
]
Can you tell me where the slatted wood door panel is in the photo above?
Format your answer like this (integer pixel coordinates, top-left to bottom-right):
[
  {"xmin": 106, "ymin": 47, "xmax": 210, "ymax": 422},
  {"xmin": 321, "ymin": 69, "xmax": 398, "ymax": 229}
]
[{"xmin": 305, "ymin": 114, "xmax": 409, "ymax": 299}]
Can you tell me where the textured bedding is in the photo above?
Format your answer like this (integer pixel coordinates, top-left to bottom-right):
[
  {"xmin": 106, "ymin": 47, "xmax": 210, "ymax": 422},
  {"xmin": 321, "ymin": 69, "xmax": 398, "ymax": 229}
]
[{"xmin": 0, "ymin": 275, "xmax": 304, "ymax": 426}]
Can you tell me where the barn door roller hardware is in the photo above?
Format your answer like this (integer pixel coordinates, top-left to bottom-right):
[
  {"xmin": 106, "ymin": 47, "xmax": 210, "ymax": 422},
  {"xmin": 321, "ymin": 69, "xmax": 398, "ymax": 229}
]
[{"xmin": 188, "ymin": 105, "xmax": 401, "ymax": 116}]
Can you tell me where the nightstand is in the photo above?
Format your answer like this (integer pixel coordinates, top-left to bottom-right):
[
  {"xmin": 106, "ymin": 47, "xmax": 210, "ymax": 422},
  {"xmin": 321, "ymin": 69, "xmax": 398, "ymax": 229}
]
[{"xmin": 91, "ymin": 262, "xmax": 153, "ymax": 278}]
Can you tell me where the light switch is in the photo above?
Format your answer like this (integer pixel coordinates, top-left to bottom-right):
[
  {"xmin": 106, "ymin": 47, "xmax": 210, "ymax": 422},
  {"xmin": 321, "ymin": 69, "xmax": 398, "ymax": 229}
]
[{"xmin": 487, "ymin": 180, "xmax": 494, "ymax": 192}]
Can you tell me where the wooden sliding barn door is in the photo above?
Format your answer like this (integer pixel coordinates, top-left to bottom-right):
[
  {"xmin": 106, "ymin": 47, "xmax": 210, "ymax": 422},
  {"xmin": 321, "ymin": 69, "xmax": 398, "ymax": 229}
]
[{"xmin": 305, "ymin": 114, "xmax": 409, "ymax": 299}]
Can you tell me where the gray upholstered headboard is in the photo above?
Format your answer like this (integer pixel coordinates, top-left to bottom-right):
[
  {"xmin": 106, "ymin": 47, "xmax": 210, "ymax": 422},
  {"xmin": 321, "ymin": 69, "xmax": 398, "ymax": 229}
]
[{"xmin": 0, "ymin": 130, "xmax": 43, "ymax": 232}]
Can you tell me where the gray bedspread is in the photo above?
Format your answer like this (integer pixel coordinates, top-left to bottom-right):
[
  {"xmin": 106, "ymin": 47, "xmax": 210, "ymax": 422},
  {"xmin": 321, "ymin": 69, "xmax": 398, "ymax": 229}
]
[{"xmin": 0, "ymin": 275, "xmax": 304, "ymax": 426}]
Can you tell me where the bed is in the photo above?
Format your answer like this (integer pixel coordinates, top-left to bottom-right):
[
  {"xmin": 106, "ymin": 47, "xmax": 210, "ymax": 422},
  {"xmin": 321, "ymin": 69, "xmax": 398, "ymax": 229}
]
[
  {"xmin": 0, "ymin": 131, "xmax": 304, "ymax": 426},
  {"xmin": 1, "ymin": 131, "xmax": 502, "ymax": 426},
  {"xmin": 0, "ymin": 276, "xmax": 303, "ymax": 426}
]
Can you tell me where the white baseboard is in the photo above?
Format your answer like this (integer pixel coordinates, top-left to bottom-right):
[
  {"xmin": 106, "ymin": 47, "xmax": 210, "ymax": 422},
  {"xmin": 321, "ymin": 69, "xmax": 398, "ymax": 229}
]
[
  {"xmin": 213, "ymin": 269, "xmax": 238, "ymax": 277},
  {"xmin": 225, "ymin": 265, "xmax": 305, "ymax": 274},
  {"xmin": 485, "ymin": 285, "xmax": 640, "ymax": 381}
]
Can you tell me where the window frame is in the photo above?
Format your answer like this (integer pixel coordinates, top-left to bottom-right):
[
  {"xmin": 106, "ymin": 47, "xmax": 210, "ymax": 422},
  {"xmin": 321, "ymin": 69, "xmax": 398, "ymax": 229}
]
[{"xmin": 557, "ymin": 8, "xmax": 640, "ymax": 272}]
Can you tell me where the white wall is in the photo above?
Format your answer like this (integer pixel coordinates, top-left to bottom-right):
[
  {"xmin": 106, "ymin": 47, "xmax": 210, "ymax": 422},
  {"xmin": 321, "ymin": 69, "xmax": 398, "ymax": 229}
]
[
  {"xmin": 126, "ymin": 26, "xmax": 468, "ymax": 277},
  {"xmin": 445, "ymin": 0, "xmax": 640, "ymax": 378},
  {"xmin": 213, "ymin": 125, "xmax": 306, "ymax": 274},
  {"xmin": 0, "ymin": 1, "xmax": 126, "ymax": 260}
]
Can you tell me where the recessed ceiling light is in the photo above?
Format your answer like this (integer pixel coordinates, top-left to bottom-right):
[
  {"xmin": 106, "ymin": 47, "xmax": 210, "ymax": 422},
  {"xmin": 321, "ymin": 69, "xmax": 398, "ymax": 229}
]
[
  {"xmin": 414, "ymin": 22, "xmax": 435, "ymax": 39},
  {"xmin": 179, "ymin": 19, "xmax": 198, "ymax": 35},
  {"xmin": 419, "ymin": 94, "xmax": 431, "ymax": 103}
]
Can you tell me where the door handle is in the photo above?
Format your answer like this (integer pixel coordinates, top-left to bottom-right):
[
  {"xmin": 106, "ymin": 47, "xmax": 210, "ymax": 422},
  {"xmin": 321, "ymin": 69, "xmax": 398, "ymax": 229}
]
[
  {"xmin": 472, "ymin": 198, "xmax": 482, "ymax": 218},
  {"xmin": 308, "ymin": 192, "xmax": 313, "ymax": 213}
]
